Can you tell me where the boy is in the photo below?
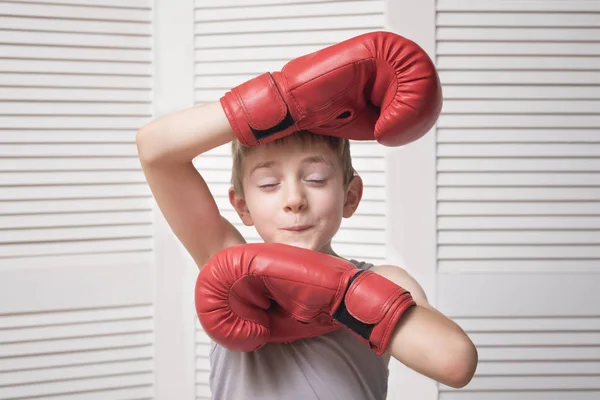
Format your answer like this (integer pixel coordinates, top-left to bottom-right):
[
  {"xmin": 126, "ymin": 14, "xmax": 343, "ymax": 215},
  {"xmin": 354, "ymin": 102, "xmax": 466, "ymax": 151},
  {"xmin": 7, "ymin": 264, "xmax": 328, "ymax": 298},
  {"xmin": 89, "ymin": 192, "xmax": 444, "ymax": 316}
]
[{"xmin": 137, "ymin": 32, "xmax": 478, "ymax": 399}]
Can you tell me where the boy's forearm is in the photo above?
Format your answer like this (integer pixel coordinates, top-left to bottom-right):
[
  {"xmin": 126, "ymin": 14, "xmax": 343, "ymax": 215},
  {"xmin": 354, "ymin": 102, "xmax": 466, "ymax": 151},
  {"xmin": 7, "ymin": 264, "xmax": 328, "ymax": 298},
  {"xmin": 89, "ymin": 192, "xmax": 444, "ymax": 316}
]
[{"xmin": 136, "ymin": 101, "xmax": 236, "ymax": 165}]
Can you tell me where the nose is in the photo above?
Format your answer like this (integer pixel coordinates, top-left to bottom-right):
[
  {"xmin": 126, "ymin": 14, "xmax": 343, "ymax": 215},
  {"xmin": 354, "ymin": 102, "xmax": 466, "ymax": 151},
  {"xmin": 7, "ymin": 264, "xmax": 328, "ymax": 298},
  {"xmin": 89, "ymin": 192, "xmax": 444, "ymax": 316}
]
[{"xmin": 283, "ymin": 181, "xmax": 307, "ymax": 213}]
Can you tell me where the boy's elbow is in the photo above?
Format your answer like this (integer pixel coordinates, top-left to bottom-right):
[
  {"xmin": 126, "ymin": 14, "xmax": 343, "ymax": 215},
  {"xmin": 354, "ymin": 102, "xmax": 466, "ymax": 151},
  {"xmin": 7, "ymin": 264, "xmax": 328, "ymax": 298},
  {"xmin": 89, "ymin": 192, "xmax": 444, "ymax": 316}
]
[
  {"xmin": 442, "ymin": 339, "xmax": 478, "ymax": 389},
  {"xmin": 136, "ymin": 127, "xmax": 157, "ymax": 165}
]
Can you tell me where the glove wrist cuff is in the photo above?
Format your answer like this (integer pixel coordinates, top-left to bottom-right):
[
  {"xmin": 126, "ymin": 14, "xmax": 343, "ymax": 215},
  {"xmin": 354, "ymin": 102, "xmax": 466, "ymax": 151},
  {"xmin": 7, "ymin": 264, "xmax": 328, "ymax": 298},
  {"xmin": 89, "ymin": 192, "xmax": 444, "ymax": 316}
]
[
  {"xmin": 332, "ymin": 270, "xmax": 416, "ymax": 355},
  {"xmin": 220, "ymin": 72, "xmax": 296, "ymax": 146}
]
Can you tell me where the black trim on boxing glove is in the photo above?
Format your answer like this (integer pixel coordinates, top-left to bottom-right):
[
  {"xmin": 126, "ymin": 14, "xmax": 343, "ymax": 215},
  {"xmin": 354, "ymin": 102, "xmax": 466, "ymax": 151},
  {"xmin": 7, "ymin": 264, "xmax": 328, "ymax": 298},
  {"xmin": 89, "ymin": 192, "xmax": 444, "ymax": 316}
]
[
  {"xmin": 248, "ymin": 73, "xmax": 296, "ymax": 141},
  {"xmin": 331, "ymin": 270, "xmax": 375, "ymax": 341}
]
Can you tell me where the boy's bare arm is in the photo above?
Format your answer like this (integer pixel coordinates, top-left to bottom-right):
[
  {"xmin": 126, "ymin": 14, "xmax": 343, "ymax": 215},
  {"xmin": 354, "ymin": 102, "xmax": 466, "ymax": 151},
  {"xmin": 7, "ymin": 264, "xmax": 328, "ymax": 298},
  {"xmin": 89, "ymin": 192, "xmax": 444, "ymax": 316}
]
[
  {"xmin": 370, "ymin": 265, "xmax": 478, "ymax": 389},
  {"xmin": 136, "ymin": 102, "xmax": 245, "ymax": 267}
]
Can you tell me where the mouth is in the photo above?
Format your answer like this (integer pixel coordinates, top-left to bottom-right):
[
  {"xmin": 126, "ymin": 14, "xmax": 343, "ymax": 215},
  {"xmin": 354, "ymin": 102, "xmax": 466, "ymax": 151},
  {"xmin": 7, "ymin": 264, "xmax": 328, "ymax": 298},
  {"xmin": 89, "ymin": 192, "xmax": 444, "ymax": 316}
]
[{"xmin": 282, "ymin": 225, "xmax": 313, "ymax": 232}]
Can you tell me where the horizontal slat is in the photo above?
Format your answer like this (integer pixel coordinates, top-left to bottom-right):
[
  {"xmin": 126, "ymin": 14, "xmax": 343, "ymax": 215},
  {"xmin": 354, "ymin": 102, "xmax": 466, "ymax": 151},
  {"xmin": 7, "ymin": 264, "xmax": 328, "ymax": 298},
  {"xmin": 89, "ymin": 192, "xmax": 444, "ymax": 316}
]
[
  {"xmin": 0, "ymin": 345, "xmax": 152, "ymax": 373},
  {"xmin": 0, "ymin": 184, "xmax": 150, "ymax": 200},
  {"xmin": 438, "ymin": 201, "xmax": 600, "ymax": 216},
  {"xmin": 0, "ymin": 332, "xmax": 153, "ymax": 357},
  {"xmin": 196, "ymin": 0, "xmax": 380, "ymax": 6},
  {"xmin": 438, "ymin": 172, "xmax": 600, "ymax": 186},
  {"xmin": 0, "ymin": 143, "xmax": 137, "ymax": 157},
  {"xmin": 0, "ymin": 73, "xmax": 151, "ymax": 89},
  {"xmin": 0, "ymin": 16, "xmax": 152, "ymax": 35},
  {"xmin": 470, "ymin": 331, "xmax": 600, "ymax": 347},
  {"xmin": 439, "ymin": 230, "xmax": 600, "ymax": 245},
  {"xmin": 1, "ymin": 251, "xmax": 153, "ymax": 271},
  {"xmin": 440, "ymin": 259, "xmax": 599, "ymax": 273},
  {"xmin": 0, "ymin": 198, "xmax": 149, "ymax": 214},
  {"xmin": 0, "ymin": 29, "xmax": 151, "ymax": 49},
  {"xmin": 195, "ymin": 29, "xmax": 372, "ymax": 49},
  {"xmin": 0, "ymin": 59, "xmax": 152, "ymax": 76},
  {"xmin": 449, "ymin": 375, "xmax": 600, "ymax": 391},
  {"xmin": 13, "ymin": 0, "xmax": 150, "ymax": 7},
  {"xmin": 438, "ymin": 187, "xmax": 600, "ymax": 201},
  {"xmin": 436, "ymin": 41, "xmax": 600, "ymax": 57},
  {"xmin": 440, "ymin": 392, "xmax": 600, "ymax": 400},
  {"xmin": 0, "ymin": 2, "xmax": 151, "ymax": 21},
  {"xmin": 195, "ymin": 15, "xmax": 382, "ymax": 35},
  {"xmin": 456, "ymin": 316, "xmax": 600, "ymax": 332},
  {"xmin": 437, "ymin": 0, "xmax": 600, "ymax": 12},
  {"xmin": 0, "ymin": 211, "xmax": 151, "ymax": 228},
  {"xmin": 195, "ymin": 1, "xmax": 383, "ymax": 21},
  {"xmin": 0, "ymin": 116, "xmax": 149, "ymax": 129},
  {"xmin": 437, "ymin": 129, "xmax": 600, "ymax": 143},
  {"xmin": 195, "ymin": 44, "xmax": 325, "ymax": 62},
  {"xmin": 0, "ymin": 130, "xmax": 136, "ymax": 143},
  {"xmin": 0, "ymin": 305, "xmax": 152, "ymax": 328},
  {"xmin": 438, "ymin": 215, "xmax": 600, "ymax": 229},
  {"xmin": 0, "ymin": 45, "xmax": 151, "ymax": 62},
  {"xmin": 443, "ymin": 85, "xmax": 600, "ymax": 100},
  {"xmin": 0, "ymin": 87, "xmax": 151, "ymax": 102},
  {"xmin": 437, "ymin": 27, "xmax": 600, "ymax": 41},
  {"xmin": 481, "ymin": 347, "xmax": 600, "ymax": 361},
  {"xmin": 0, "ymin": 225, "xmax": 152, "ymax": 243},
  {"xmin": 475, "ymin": 361, "xmax": 600, "ymax": 376},
  {"xmin": 0, "ymin": 319, "xmax": 152, "ymax": 343},
  {"xmin": 0, "ymin": 157, "xmax": 141, "ymax": 171},
  {"xmin": 437, "ymin": 12, "xmax": 600, "ymax": 27},
  {"xmin": 1, "ymin": 359, "xmax": 153, "ymax": 388},
  {"xmin": 0, "ymin": 237, "xmax": 153, "ymax": 258},
  {"xmin": 438, "ymin": 157, "xmax": 600, "ymax": 172},
  {"xmin": 438, "ymin": 143, "xmax": 600, "ymax": 157},
  {"xmin": 438, "ymin": 55, "xmax": 600, "ymax": 71},
  {"xmin": 0, "ymin": 372, "xmax": 154, "ymax": 400},
  {"xmin": 438, "ymin": 115, "xmax": 600, "ymax": 128},
  {"xmin": 1, "ymin": 102, "xmax": 150, "ymax": 116},
  {"xmin": 440, "ymin": 70, "xmax": 600, "ymax": 84},
  {"xmin": 438, "ymin": 245, "xmax": 600, "ymax": 260},
  {"xmin": 442, "ymin": 100, "xmax": 600, "ymax": 114}
]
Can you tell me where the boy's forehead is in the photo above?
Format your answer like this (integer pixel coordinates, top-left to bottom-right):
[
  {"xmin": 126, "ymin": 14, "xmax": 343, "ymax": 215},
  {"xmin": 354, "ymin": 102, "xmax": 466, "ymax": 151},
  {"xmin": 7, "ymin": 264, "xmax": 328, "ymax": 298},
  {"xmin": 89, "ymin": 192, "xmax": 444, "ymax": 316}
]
[{"xmin": 243, "ymin": 140, "xmax": 340, "ymax": 171}]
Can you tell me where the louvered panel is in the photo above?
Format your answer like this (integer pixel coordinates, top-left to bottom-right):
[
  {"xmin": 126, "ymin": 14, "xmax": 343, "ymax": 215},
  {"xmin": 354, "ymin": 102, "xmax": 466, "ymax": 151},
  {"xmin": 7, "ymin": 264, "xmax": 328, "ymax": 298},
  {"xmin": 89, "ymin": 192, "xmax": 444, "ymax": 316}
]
[
  {"xmin": 0, "ymin": 305, "xmax": 153, "ymax": 400},
  {"xmin": 436, "ymin": 1, "xmax": 600, "ymax": 277},
  {"xmin": 193, "ymin": 1, "xmax": 385, "ymax": 396},
  {"xmin": 195, "ymin": 322, "xmax": 212, "ymax": 400},
  {"xmin": 439, "ymin": 316, "xmax": 600, "ymax": 398},
  {"xmin": 0, "ymin": 1, "xmax": 155, "ymax": 398},
  {"xmin": 196, "ymin": 0, "xmax": 381, "ymax": 6}
]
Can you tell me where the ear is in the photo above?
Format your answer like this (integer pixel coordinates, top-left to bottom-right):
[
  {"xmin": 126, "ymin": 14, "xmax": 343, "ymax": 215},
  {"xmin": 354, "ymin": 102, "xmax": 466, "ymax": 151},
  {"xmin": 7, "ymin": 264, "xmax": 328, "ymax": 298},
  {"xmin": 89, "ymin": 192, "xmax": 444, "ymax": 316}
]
[
  {"xmin": 228, "ymin": 186, "xmax": 254, "ymax": 226},
  {"xmin": 343, "ymin": 175, "xmax": 363, "ymax": 218}
]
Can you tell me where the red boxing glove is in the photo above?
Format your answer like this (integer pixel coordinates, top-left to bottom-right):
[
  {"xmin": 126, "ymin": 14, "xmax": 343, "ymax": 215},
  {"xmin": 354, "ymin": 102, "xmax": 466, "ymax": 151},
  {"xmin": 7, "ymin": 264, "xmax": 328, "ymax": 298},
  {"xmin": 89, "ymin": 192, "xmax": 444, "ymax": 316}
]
[
  {"xmin": 195, "ymin": 243, "xmax": 416, "ymax": 355},
  {"xmin": 220, "ymin": 30, "xmax": 442, "ymax": 147}
]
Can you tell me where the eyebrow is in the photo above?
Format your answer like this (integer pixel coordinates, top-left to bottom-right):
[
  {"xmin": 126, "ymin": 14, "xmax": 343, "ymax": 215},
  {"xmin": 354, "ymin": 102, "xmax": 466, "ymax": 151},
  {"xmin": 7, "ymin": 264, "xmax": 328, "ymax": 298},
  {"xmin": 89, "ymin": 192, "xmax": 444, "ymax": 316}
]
[{"xmin": 249, "ymin": 156, "xmax": 333, "ymax": 175}]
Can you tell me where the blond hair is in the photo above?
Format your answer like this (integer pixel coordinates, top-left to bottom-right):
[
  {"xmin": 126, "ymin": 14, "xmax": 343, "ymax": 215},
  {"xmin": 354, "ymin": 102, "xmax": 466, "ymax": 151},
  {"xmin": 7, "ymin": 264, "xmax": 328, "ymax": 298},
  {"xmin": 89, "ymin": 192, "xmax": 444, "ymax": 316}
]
[{"xmin": 231, "ymin": 131, "xmax": 357, "ymax": 197}]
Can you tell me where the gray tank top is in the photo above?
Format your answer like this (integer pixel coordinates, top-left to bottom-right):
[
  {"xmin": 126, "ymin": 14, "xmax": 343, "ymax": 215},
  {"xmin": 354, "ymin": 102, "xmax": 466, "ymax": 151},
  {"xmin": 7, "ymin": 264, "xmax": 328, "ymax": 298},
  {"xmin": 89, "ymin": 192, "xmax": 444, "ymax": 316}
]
[{"xmin": 208, "ymin": 260, "xmax": 389, "ymax": 400}]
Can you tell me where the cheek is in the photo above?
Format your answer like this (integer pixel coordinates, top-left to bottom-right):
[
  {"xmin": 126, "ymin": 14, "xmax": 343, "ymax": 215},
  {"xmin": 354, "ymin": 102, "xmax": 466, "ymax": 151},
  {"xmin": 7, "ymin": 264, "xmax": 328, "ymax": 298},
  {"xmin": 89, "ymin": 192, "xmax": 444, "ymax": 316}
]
[{"xmin": 312, "ymin": 188, "xmax": 345, "ymax": 216}]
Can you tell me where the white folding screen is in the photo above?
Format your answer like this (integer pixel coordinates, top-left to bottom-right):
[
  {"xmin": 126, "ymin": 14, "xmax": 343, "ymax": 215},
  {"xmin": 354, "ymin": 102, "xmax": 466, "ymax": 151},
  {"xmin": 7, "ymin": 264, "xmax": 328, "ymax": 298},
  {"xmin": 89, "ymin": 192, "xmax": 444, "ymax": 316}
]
[
  {"xmin": 435, "ymin": 1, "xmax": 600, "ymax": 398},
  {"xmin": 0, "ymin": 1, "xmax": 156, "ymax": 399}
]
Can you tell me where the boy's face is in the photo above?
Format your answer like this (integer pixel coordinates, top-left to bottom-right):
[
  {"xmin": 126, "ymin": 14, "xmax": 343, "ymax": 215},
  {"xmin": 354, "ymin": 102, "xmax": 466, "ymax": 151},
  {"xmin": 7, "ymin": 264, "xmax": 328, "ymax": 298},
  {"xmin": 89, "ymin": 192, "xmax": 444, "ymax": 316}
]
[{"xmin": 229, "ymin": 139, "xmax": 362, "ymax": 254}]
